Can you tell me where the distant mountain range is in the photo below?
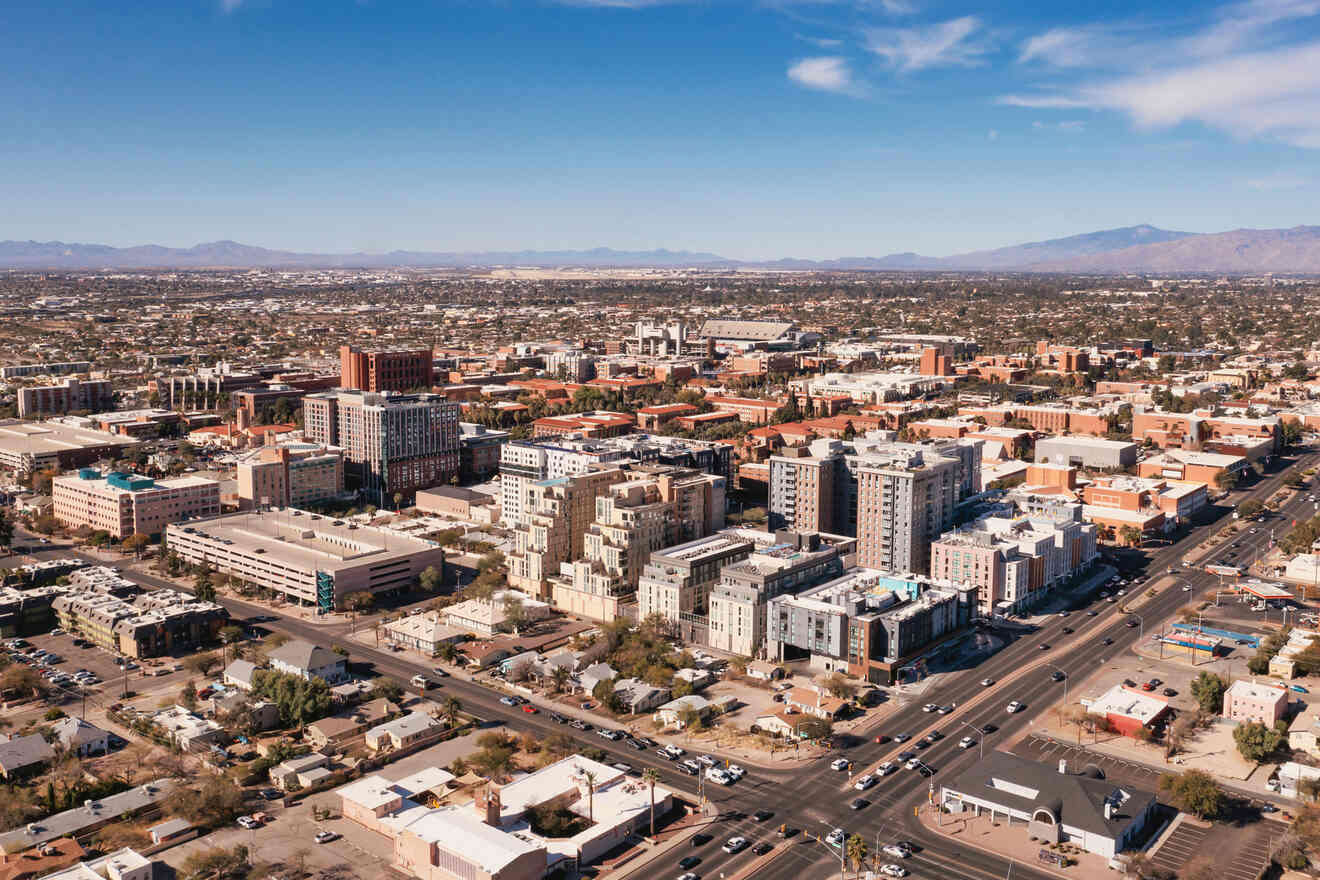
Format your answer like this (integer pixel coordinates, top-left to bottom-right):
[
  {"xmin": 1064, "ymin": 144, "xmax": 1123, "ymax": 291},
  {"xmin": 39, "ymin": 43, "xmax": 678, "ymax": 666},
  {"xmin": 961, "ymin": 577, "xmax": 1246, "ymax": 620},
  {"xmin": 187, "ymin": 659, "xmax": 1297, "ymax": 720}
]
[{"xmin": 4, "ymin": 224, "xmax": 1320, "ymax": 272}]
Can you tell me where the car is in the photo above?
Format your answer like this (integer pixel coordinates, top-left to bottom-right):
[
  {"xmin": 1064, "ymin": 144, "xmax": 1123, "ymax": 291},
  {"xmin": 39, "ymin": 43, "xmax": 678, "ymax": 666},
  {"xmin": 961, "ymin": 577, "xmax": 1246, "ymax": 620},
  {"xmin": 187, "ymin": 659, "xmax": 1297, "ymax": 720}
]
[
  {"xmin": 499, "ymin": 696, "xmax": 519, "ymax": 706},
  {"xmin": 596, "ymin": 728, "xmax": 620, "ymax": 740},
  {"xmin": 1125, "ymin": 619, "xmax": 1138, "ymax": 628},
  {"xmin": 927, "ymin": 729, "xmax": 943, "ymax": 740},
  {"xmin": 1102, "ymin": 637, "xmax": 1114, "ymax": 646},
  {"xmin": 1182, "ymin": 585, "xmax": 1193, "ymax": 592},
  {"xmin": 854, "ymin": 774, "xmax": 876, "ymax": 791},
  {"xmin": 1059, "ymin": 611, "xmax": 1070, "ymax": 617},
  {"xmin": 664, "ymin": 745, "xmax": 686, "ymax": 757},
  {"xmin": 880, "ymin": 865, "xmax": 909, "ymax": 877},
  {"xmin": 1123, "ymin": 678, "xmax": 1137, "ymax": 687},
  {"xmin": 580, "ymin": 701, "xmax": 594, "ymax": 710},
  {"xmin": 980, "ymin": 677, "xmax": 995, "ymax": 687},
  {"xmin": 752, "ymin": 809, "xmax": 774, "ymax": 822},
  {"xmin": 874, "ymin": 734, "xmax": 891, "ymax": 744},
  {"xmin": 569, "ymin": 720, "xmax": 591, "ymax": 731},
  {"xmin": 430, "ymin": 666, "xmax": 449, "ymax": 677},
  {"xmin": 692, "ymin": 833, "xmax": 713, "ymax": 847},
  {"xmin": 1107, "ymin": 596, "xmax": 1117, "ymax": 603},
  {"xmin": 1099, "ymin": 590, "xmax": 1110, "ymax": 598},
  {"xmin": 626, "ymin": 738, "xmax": 647, "ymax": 751},
  {"xmin": 1150, "ymin": 678, "xmax": 1162, "ymax": 687},
  {"xmin": 922, "ymin": 703, "xmax": 938, "ymax": 713},
  {"xmin": 696, "ymin": 754, "xmax": 717, "ymax": 767},
  {"xmin": 958, "ymin": 736, "xmax": 976, "ymax": 749},
  {"xmin": 1141, "ymin": 681, "xmax": 1156, "ymax": 691},
  {"xmin": 905, "ymin": 758, "xmax": 922, "ymax": 770},
  {"xmin": 1051, "ymin": 671, "xmax": 1066, "ymax": 682},
  {"xmin": 882, "ymin": 844, "xmax": 911, "ymax": 859},
  {"xmin": 892, "ymin": 733, "xmax": 911, "ymax": 743},
  {"xmin": 917, "ymin": 765, "xmax": 935, "ymax": 777},
  {"xmin": 752, "ymin": 843, "xmax": 774, "ymax": 856},
  {"xmin": 522, "ymin": 704, "xmax": 538, "ymax": 714},
  {"xmin": 656, "ymin": 748, "xmax": 676, "ymax": 761},
  {"xmin": 1061, "ymin": 627, "xmax": 1074, "ymax": 634},
  {"xmin": 849, "ymin": 798, "xmax": 870, "ymax": 811},
  {"xmin": 1163, "ymin": 688, "xmax": 1178, "ymax": 697},
  {"xmin": 260, "ymin": 788, "xmax": 282, "ymax": 800},
  {"xmin": 678, "ymin": 873, "xmax": 699, "ymax": 880},
  {"xmin": 722, "ymin": 837, "xmax": 749, "ymax": 854},
  {"xmin": 1086, "ymin": 609, "xmax": 1098, "ymax": 616},
  {"xmin": 1261, "ymin": 803, "xmax": 1280, "ymax": 813},
  {"xmin": 1006, "ymin": 701, "xmax": 1024, "ymax": 713},
  {"xmin": 549, "ymin": 712, "xmax": 568, "ymax": 724},
  {"xmin": 877, "ymin": 761, "xmax": 897, "ymax": 776},
  {"xmin": 237, "ymin": 816, "xmax": 259, "ymax": 829},
  {"xmin": 913, "ymin": 738, "xmax": 928, "ymax": 750},
  {"xmin": 825, "ymin": 829, "xmax": 846, "ymax": 848},
  {"xmin": 680, "ymin": 760, "xmax": 701, "ymax": 775},
  {"xmin": 937, "ymin": 705, "xmax": 953, "ymax": 714},
  {"xmin": 706, "ymin": 768, "xmax": 732, "ymax": 785},
  {"xmin": 313, "ymin": 831, "xmax": 339, "ymax": 844},
  {"xmin": 1039, "ymin": 643, "xmax": 1051, "ymax": 651},
  {"xmin": 922, "ymin": 733, "xmax": 939, "ymax": 746},
  {"xmin": 727, "ymin": 764, "xmax": 746, "ymax": 780},
  {"xmin": 678, "ymin": 856, "xmax": 701, "ymax": 870},
  {"xmin": 830, "ymin": 758, "xmax": 850, "ymax": 771},
  {"xmin": 896, "ymin": 750, "xmax": 916, "ymax": 762}
]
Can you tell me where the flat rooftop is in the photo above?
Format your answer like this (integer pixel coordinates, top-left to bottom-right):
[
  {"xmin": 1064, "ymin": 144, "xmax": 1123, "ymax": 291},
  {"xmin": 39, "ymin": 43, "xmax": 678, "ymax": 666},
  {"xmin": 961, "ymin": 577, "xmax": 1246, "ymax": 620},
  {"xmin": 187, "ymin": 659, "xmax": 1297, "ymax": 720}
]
[
  {"xmin": 0, "ymin": 419, "xmax": 137, "ymax": 455},
  {"xmin": 168, "ymin": 508, "xmax": 440, "ymax": 572}
]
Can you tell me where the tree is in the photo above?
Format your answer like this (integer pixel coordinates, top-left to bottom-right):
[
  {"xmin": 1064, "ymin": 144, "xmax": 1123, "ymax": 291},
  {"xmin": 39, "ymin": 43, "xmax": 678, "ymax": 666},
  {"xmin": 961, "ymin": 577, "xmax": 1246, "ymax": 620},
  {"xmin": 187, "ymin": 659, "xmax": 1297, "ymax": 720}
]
[
  {"xmin": 0, "ymin": 512, "xmax": 12, "ymax": 555},
  {"xmin": 117, "ymin": 530, "xmax": 151, "ymax": 559},
  {"xmin": 1233, "ymin": 720, "xmax": 1284, "ymax": 762},
  {"xmin": 820, "ymin": 672, "xmax": 858, "ymax": 700},
  {"xmin": 1298, "ymin": 776, "xmax": 1320, "ymax": 802},
  {"xmin": 503, "ymin": 593, "xmax": 529, "ymax": 634},
  {"xmin": 370, "ymin": 677, "xmax": 404, "ymax": 703},
  {"xmin": 343, "ymin": 590, "xmax": 374, "ymax": 629},
  {"xmin": 846, "ymin": 834, "xmax": 868, "ymax": 871},
  {"xmin": 418, "ymin": 564, "xmax": 444, "ymax": 593},
  {"xmin": 796, "ymin": 716, "xmax": 832, "ymax": 741},
  {"xmin": 581, "ymin": 769, "xmax": 597, "ymax": 824},
  {"xmin": 550, "ymin": 665, "xmax": 571, "ymax": 694},
  {"xmin": 250, "ymin": 669, "xmax": 331, "ymax": 727},
  {"xmin": 1189, "ymin": 671, "xmax": 1228, "ymax": 714},
  {"xmin": 1119, "ymin": 525, "xmax": 1143, "ymax": 547},
  {"xmin": 1158, "ymin": 769, "xmax": 1224, "ymax": 819},
  {"xmin": 509, "ymin": 659, "xmax": 533, "ymax": 683},
  {"xmin": 441, "ymin": 696, "xmax": 462, "ymax": 727},
  {"xmin": 185, "ymin": 652, "xmax": 221, "ymax": 677},
  {"xmin": 1238, "ymin": 499, "xmax": 1264, "ymax": 520},
  {"xmin": 642, "ymin": 767, "xmax": 660, "ymax": 837}
]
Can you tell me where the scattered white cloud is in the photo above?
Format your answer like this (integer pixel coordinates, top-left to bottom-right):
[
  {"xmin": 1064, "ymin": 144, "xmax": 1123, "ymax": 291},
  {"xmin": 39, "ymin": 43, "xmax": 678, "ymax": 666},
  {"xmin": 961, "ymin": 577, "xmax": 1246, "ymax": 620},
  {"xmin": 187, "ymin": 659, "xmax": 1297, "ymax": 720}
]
[
  {"xmin": 873, "ymin": 0, "xmax": 918, "ymax": 14},
  {"xmin": 787, "ymin": 56, "xmax": 859, "ymax": 94},
  {"xmin": 1018, "ymin": 27, "xmax": 1108, "ymax": 67},
  {"xmin": 1058, "ymin": 120, "xmax": 1086, "ymax": 131},
  {"xmin": 865, "ymin": 16, "xmax": 988, "ymax": 72},
  {"xmin": 796, "ymin": 33, "xmax": 845, "ymax": 48},
  {"xmin": 1186, "ymin": 0, "xmax": 1320, "ymax": 57},
  {"xmin": 1243, "ymin": 172, "xmax": 1311, "ymax": 189}
]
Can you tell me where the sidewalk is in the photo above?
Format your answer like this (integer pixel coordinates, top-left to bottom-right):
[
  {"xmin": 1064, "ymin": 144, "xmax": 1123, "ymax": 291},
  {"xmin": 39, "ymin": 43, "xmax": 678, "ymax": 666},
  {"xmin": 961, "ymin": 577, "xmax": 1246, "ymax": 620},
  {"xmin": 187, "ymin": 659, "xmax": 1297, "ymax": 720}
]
[{"xmin": 918, "ymin": 804, "xmax": 1107, "ymax": 878}]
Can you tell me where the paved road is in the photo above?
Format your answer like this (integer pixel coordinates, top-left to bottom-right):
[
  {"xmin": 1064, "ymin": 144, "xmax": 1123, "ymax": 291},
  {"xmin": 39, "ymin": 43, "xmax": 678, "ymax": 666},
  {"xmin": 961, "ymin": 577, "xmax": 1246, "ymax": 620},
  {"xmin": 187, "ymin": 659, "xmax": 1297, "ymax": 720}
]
[{"xmin": 12, "ymin": 445, "xmax": 1319, "ymax": 880}]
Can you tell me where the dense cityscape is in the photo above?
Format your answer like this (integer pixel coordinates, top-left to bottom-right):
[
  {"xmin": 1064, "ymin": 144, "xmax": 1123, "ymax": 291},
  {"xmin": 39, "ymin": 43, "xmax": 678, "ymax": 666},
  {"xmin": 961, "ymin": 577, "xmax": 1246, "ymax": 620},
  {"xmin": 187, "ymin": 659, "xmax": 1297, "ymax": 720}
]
[{"xmin": 0, "ymin": 265, "xmax": 1318, "ymax": 880}]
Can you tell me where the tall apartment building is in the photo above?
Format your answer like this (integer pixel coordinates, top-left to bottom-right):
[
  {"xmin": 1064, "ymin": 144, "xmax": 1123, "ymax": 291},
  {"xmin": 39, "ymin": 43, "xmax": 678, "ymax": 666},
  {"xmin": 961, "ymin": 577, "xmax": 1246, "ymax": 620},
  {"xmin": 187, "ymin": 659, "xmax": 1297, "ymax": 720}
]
[
  {"xmin": 929, "ymin": 505, "xmax": 1098, "ymax": 616},
  {"xmin": 303, "ymin": 390, "xmax": 459, "ymax": 506},
  {"xmin": 499, "ymin": 435, "xmax": 732, "ymax": 527},
  {"xmin": 339, "ymin": 345, "xmax": 434, "ymax": 393},
  {"xmin": 52, "ymin": 470, "xmax": 221, "ymax": 539},
  {"xmin": 17, "ymin": 378, "xmax": 114, "ymax": 418},
  {"xmin": 637, "ymin": 534, "xmax": 755, "ymax": 642},
  {"xmin": 511, "ymin": 465, "xmax": 726, "ymax": 616},
  {"xmin": 236, "ymin": 443, "xmax": 345, "ymax": 509},
  {"xmin": 770, "ymin": 437, "xmax": 961, "ymax": 575},
  {"xmin": 506, "ymin": 468, "xmax": 625, "ymax": 600}
]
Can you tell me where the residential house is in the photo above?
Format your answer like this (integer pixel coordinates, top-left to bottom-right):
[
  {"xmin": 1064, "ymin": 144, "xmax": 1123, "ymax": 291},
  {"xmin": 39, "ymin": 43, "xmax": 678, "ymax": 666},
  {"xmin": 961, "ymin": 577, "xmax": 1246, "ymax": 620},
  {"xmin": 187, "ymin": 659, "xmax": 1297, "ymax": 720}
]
[
  {"xmin": 269, "ymin": 753, "xmax": 331, "ymax": 791},
  {"xmin": 611, "ymin": 678, "xmax": 670, "ymax": 713},
  {"xmin": 784, "ymin": 687, "xmax": 848, "ymax": 720},
  {"xmin": 222, "ymin": 659, "xmax": 258, "ymax": 691},
  {"xmin": 267, "ymin": 639, "xmax": 348, "ymax": 684},
  {"xmin": 653, "ymin": 695, "xmax": 713, "ymax": 729},
  {"xmin": 1223, "ymin": 678, "xmax": 1289, "ymax": 725},
  {"xmin": 0, "ymin": 734, "xmax": 55, "ymax": 780},
  {"xmin": 51, "ymin": 718, "xmax": 110, "ymax": 758},
  {"xmin": 306, "ymin": 698, "xmax": 400, "ymax": 748},
  {"xmin": 365, "ymin": 712, "xmax": 445, "ymax": 753}
]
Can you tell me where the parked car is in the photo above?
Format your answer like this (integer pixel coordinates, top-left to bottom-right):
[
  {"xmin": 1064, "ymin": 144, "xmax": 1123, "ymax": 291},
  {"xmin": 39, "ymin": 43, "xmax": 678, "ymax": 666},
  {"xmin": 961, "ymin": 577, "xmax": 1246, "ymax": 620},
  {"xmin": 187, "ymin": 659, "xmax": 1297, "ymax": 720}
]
[{"xmin": 313, "ymin": 831, "xmax": 339, "ymax": 844}]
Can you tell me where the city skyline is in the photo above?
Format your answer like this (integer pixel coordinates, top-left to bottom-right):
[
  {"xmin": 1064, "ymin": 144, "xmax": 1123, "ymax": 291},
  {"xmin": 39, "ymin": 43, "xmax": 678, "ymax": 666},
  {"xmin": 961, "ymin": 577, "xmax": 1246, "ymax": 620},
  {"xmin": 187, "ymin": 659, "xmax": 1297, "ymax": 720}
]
[{"xmin": 6, "ymin": 0, "xmax": 1320, "ymax": 260}]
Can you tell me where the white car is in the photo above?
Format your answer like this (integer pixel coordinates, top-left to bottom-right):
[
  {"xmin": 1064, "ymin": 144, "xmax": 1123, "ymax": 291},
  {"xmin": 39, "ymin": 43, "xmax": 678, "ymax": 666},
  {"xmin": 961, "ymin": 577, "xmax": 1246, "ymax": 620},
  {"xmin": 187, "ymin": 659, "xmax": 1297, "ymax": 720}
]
[
  {"xmin": 876, "ymin": 761, "xmax": 897, "ymax": 776},
  {"xmin": 880, "ymin": 865, "xmax": 909, "ymax": 877},
  {"xmin": 958, "ymin": 736, "xmax": 976, "ymax": 749},
  {"xmin": 697, "ymin": 754, "xmax": 717, "ymax": 767},
  {"xmin": 726, "ymin": 764, "xmax": 746, "ymax": 780},
  {"xmin": 722, "ymin": 836, "xmax": 748, "ymax": 854},
  {"xmin": 1182, "ymin": 585, "xmax": 1192, "ymax": 592},
  {"xmin": 825, "ymin": 828, "xmax": 846, "ymax": 848},
  {"xmin": 980, "ymin": 678, "xmax": 995, "ymax": 687},
  {"xmin": 830, "ymin": 758, "xmax": 850, "ymax": 771},
  {"xmin": 922, "ymin": 703, "xmax": 938, "ymax": 713},
  {"xmin": 313, "ymin": 831, "xmax": 339, "ymax": 844},
  {"xmin": 237, "ymin": 816, "xmax": 259, "ymax": 829},
  {"xmin": 854, "ymin": 774, "xmax": 876, "ymax": 791},
  {"xmin": 905, "ymin": 758, "xmax": 922, "ymax": 770},
  {"xmin": 882, "ymin": 844, "xmax": 910, "ymax": 860},
  {"xmin": 1006, "ymin": 700, "xmax": 1024, "ymax": 713},
  {"xmin": 706, "ymin": 768, "xmax": 733, "ymax": 785}
]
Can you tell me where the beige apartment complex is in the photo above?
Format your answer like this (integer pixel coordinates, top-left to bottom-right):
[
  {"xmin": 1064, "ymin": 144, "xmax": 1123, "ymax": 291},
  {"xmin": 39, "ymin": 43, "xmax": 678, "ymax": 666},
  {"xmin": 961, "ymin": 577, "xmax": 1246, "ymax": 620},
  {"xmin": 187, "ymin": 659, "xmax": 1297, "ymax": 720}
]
[
  {"xmin": 236, "ymin": 443, "xmax": 344, "ymax": 509},
  {"xmin": 505, "ymin": 468, "xmax": 624, "ymax": 599},
  {"xmin": 53, "ymin": 470, "xmax": 220, "ymax": 539}
]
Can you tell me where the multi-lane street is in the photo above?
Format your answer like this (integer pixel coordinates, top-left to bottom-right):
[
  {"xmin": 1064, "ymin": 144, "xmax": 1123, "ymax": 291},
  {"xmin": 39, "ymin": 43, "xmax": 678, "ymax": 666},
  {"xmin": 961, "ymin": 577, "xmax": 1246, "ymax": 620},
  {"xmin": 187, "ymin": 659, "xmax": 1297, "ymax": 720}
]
[{"xmin": 10, "ymin": 445, "xmax": 1318, "ymax": 879}]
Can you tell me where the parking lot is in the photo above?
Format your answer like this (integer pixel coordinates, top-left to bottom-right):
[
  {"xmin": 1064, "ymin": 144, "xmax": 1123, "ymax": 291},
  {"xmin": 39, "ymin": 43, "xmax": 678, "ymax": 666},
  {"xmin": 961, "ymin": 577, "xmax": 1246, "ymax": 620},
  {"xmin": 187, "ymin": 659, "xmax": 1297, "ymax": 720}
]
[
  {"xmin": 1014, "ymin": 735, "xmax": 1166, "ymax": 790},
  {"xmin": 1148, "ymin": 817, "xmax": 1278, "ymax": 880},
  {"xmin": 7, "ymin": 629, "xmax": 195, "ymax": 705}
]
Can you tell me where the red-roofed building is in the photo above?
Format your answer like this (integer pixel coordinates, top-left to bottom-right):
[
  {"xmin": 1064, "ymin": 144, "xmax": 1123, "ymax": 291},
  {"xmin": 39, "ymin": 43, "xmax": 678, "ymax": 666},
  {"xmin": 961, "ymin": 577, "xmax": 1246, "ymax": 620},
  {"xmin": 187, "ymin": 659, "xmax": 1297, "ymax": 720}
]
[
  {"xmin": 1082, "ymin": 684, "xmax": 1172, "ymax": 738},
  {"xmin": 531, "ymin": 411, "xmax": 634, "ymax": 440},
  {"xmin": 637, "ymin": 403, "xmax": 699, "ymax": 430}
]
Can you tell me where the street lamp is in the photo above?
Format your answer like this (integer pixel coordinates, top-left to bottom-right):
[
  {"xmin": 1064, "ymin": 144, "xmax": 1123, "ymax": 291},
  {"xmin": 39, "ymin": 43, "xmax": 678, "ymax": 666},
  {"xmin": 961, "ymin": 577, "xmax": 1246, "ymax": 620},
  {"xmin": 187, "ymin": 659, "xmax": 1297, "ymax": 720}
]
[
  {"xmin": 819, "ymin": 822, "xmax": 846, "ymax": 880},
  {"xmin": 955, "ymin": 719, "xmax": 987, "ymax": 761}
]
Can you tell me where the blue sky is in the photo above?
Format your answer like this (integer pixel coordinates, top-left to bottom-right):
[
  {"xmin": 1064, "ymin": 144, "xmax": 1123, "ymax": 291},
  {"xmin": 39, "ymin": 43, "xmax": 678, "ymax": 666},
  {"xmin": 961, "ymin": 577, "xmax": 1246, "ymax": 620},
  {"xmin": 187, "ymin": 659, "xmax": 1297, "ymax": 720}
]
[{"xmin": 4, "ymin": 0, "xmax": 1320, "ymax": 259}]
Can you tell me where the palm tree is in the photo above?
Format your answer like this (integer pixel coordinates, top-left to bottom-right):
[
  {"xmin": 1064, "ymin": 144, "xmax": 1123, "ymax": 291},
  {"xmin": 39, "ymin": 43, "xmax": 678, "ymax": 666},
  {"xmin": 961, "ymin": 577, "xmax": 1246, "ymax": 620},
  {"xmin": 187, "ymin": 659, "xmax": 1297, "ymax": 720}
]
[
  {"xmin": 642, "ymin": 768, "xmax": 660, "ymax": 837},
  {"xmin": 551, "ymin": 665, "xmax": 571, "ymax": 694},
  {"xmin": 442, "ymin": 696, "xmax": 462, "ymax": 728},
  {"xmin": 845, "ymin": 834, "xmax": 868, "ymax": 872},
  {"xmin": 581, "ymin": 769, "xmax": 597, "ymax": 824}
]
